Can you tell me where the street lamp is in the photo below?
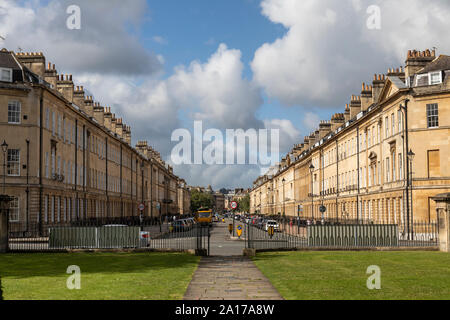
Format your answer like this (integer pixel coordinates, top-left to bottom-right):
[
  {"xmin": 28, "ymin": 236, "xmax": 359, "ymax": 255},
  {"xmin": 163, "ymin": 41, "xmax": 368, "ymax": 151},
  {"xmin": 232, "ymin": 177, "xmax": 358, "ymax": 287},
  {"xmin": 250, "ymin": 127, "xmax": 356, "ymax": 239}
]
[
  {"xmin": 309, "ymin": 163, "xmax": 315, "ymax": 219},
  {"xmin": 407, "ymin": 149, "xmax": 415, "ymax": 239},
  {"xmin": 1, "ymin": 140, "xmax": 8, "ymax": 195}
]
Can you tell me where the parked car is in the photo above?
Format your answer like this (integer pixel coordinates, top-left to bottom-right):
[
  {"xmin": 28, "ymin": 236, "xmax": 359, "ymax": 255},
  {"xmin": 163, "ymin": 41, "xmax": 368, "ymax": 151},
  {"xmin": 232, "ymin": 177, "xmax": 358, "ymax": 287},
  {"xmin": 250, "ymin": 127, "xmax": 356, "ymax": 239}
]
[
  {"xmin": 170, "ymin": 220, "xmax": 190, "ymax": 232},
  {"xmin": 140, "ymin": 231, "xmax": 150, "ymax": 247},
  {"xmin": 265, "ymin": 220, "xmax": 280, "ymax": 232}
]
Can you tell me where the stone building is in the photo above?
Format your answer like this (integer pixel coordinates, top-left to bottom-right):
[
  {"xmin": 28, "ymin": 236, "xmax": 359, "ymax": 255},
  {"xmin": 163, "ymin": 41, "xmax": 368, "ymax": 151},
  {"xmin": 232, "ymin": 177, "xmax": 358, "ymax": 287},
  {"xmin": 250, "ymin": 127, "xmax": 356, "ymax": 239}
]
[
  {"xmin": 0, "ymin": 49, "xmax": 190, "ymax": 230},
  {"xmin": 251, "ymin": 49, "xmax": 450, "ymax": 225}
]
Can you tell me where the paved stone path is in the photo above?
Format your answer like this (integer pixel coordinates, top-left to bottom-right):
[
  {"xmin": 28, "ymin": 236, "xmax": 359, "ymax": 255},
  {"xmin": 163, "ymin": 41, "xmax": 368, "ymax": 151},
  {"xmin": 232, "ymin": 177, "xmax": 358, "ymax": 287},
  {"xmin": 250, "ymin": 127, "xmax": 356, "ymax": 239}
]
[
  {"xmin": 184, "ymin": 221, "xmax": 282, "ymax": 300},
  {"xmin": 184, "ymin": 256, "xmax": 283, "ymax": 300}
]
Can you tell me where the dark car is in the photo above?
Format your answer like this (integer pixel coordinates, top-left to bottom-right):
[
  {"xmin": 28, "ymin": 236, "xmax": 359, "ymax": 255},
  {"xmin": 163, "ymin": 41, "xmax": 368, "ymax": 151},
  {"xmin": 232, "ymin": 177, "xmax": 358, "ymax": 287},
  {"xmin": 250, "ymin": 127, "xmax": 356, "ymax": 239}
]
[{"xmin": 170, "ymin": 220, "xmax": 189, "ymax": 232}]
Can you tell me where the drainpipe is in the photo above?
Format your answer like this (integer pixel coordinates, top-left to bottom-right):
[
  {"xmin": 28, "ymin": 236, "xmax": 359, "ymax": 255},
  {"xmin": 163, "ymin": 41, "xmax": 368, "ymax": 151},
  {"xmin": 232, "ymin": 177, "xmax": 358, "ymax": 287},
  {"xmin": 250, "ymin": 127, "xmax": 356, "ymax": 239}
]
[
  {"xmin": 26, "ymin": 139, "xmax": 30, "ymax": 232},
  {"xmin": 401, "ymin": 99, "xmax": 411, "ymax": 239},
  {"xmin": 356, "ymin": 126, "xmax": 360, "ymax": 223},
  {"xmin": 39, "ymin": 89, "xmax": 43, "ymax": 235}
]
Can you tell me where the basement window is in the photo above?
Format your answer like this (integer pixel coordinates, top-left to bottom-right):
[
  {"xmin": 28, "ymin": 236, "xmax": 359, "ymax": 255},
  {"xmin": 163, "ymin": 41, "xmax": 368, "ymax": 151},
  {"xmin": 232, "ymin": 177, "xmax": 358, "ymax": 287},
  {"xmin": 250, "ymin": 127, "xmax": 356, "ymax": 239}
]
[{"xmin": 0, "ymin": 67, "xmax": 12, "ymax": 82}]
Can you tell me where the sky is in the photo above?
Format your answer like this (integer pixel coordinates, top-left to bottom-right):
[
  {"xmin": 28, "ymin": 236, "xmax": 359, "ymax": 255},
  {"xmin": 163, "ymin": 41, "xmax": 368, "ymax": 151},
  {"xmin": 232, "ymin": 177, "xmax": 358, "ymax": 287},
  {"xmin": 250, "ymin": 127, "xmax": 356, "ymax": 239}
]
[{"xmin": 1, "ymin": 0, "xmax": 450, "ymax": 190}]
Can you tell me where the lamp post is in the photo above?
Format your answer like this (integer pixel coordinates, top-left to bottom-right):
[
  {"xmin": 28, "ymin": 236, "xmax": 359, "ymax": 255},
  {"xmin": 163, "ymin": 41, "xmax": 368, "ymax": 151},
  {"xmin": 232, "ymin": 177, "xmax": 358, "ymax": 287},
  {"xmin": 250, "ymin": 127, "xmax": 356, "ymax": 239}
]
[
  {"xmin": 1, "ymin": 140, "xmax": 8, "ymax": 195},
  {"xmin": 407, "ymin": 149, "xmax": 415, "ymax": 239},
  {"xmin": 259, "ymin": 191, "xmax": 262, "ymax": 216},
  {"xmin": 309, "ymin": 163, "xmax": 315, "ymax": 220}
]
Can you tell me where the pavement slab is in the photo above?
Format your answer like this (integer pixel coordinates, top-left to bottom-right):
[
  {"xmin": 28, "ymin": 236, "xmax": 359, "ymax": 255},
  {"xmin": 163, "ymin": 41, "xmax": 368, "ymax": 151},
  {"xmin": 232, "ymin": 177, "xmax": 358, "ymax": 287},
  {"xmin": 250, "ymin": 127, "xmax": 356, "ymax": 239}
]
[{"xmin": 184, "ymin": 256, "xmax": 283, "ymax": 301}]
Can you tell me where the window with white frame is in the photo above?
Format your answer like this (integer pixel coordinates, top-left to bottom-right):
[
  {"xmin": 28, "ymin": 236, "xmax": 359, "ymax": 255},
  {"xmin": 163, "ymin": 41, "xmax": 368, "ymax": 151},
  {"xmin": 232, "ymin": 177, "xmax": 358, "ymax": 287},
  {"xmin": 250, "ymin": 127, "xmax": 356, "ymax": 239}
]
[
  {"xmin": 7, "ymin": 149, "xmax": 20, "ymax": 176},
  {"xmin": 399, "ymin": 153, "xmax": 403, "ymax": 180},
  {"xmin": 426, "ymin": 104, "xmax": 439, "ymax": 128},
  {"xmin": 9, "ymin": 196, "xmax": 19, "ymax": 222},
  {"xmin": 0, "ymin": 67, "xmax": 12, "ymax": 82},
  {"xmin": 430, "ymin": 71, "xmax": 442, "ymax": 85},
  {"xmin": 8, "ymin": 101, "xmax": 21, "ymax": 124}
]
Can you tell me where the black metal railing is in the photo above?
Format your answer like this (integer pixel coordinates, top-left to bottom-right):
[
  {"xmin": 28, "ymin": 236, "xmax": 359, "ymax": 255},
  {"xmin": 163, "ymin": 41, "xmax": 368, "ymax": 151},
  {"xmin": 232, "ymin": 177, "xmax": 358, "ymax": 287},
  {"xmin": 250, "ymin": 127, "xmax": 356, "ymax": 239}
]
[
  {"xmin": 7, "ymin": 216, "xmax": 210, "ymax": 254},
  {"xmin": 242, "ymin": 215, "xmax": 438, "ymax": 250}
]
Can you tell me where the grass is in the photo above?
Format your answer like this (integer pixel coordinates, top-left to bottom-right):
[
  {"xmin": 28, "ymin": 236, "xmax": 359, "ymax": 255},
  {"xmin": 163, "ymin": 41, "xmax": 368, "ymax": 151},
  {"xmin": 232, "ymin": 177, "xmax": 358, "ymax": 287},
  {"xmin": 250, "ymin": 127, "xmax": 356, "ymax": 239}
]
[
  {"xmin": 253, "ymin": 251, "xmax": 450, "ymax": 300},
  {"xmin": 0, "ymin": 252, "xmax": 200, "ymax": 300}
]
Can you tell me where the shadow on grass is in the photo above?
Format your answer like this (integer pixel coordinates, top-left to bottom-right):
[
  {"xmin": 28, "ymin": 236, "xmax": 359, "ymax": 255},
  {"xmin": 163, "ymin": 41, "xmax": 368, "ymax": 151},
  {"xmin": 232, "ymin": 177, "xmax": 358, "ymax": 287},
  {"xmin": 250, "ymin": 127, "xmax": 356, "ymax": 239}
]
[{"xmin": 0, "ymin": 252, "xmax": 200, "ymax": 280}]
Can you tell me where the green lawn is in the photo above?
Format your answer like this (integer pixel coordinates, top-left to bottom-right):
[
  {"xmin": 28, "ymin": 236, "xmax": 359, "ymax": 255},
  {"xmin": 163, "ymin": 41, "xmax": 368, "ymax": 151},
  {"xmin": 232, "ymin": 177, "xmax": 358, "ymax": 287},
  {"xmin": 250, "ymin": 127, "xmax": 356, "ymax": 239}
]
[
  {"xmin": 253, "ymin": 251, "xmax": 450, "ymax": 300},
  {"xmin": 0, "ymin": 252, "xmax": 200, "ymax": 300}
]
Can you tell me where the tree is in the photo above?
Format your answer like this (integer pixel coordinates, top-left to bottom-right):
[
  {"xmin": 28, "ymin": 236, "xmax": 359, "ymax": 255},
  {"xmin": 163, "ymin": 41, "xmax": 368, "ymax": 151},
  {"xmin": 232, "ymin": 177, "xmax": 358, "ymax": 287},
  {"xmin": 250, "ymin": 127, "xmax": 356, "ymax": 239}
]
[
  {"xmin": 190, "ymin": 190, "xmax": 214, "ymax": 213},
  {"xmin": 238, "ymin": 195, "xmax": 250, "ymax": 213}
]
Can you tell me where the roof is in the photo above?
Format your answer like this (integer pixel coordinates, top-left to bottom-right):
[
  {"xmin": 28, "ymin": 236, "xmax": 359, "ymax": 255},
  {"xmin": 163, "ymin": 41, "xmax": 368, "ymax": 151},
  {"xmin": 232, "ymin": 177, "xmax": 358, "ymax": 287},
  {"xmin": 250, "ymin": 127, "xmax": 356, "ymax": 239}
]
[
  {"xmin": 0, "ymin": 49, "xmax": 23, "ymax": 82},
  {"xmin": 417, "ymin": 55, "xmax": 450, "ymax": 74}
]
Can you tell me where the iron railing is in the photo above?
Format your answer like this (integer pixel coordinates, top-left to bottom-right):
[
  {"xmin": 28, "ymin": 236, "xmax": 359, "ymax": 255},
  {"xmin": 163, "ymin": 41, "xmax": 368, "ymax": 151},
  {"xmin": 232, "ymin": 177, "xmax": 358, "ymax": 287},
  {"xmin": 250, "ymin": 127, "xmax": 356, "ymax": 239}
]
[
  {"xmin": 244, "ymin": 215, "xmax": 438, "ymax": 250},
  {"xmin": 7, "ymin": 216, "xmax": 211, "ymax": 254}
]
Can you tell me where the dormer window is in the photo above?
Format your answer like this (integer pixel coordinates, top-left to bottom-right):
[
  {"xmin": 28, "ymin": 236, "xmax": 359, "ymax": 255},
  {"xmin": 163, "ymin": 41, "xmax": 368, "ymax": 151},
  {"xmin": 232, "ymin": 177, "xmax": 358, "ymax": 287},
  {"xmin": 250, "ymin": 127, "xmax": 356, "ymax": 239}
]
[
  {"xmin": 0, "ymin": 67, "xmax": 12, "ymax": 82},
  {"xmin": 415, "ymin": 71, "xmax": 442, "ymax": 86},
  {"xmin": 430, "ymin": 71, "xmax": 442, "ymax": 85}
]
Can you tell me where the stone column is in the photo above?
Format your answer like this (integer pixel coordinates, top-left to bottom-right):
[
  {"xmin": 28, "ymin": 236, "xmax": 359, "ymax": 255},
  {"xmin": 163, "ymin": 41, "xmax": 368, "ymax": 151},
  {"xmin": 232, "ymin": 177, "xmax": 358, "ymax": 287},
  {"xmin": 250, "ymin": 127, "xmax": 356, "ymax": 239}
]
[
  {"xmin": 0, "ymin": 195, "xmax": 11, "ymax": 253},
  {"xmin": 432, "ymin": 193, "xmax": 450, "ymax": 253}
]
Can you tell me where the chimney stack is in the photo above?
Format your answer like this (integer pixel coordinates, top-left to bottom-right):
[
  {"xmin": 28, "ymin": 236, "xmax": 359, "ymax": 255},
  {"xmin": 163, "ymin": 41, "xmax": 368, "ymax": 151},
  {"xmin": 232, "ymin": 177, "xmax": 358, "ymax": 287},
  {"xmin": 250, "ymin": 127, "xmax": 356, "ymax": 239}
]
[
  {"xmin": 15, "ymin": 52, "xmax": 46, "ymax": 77},
  {"xmin": 319, "ymin": 121, "xmax": 332, "ymax": 139},
  {"xmin": 360, "ymin": 83, "xmax": 373, "ymax": 111},
  {"xmin": 405, "ymin": 49, "xmax": 436, "ymax": 82},
  {"xmin": 104, "ymin": 107, "xmax": 112, "ymax": 131},
  {"xmin": 372, "ymin": 74, "xmax": 386, "ymax": 103},
  {"xmin": 115, "ymin": 118, "xmax": 124, "ymax": 138},
  {"xmin": 349, "ymin": 95, "xmax": 361, "ymax": 119},
  {"xmin": 73, "ymin": 86, "xmax": 86, "ymax": 110},
  {"xmin": 93, "ymin": 104, "xmax": 105, "ymax": 126},
  {"xmin": 56, "ymin": 74, "xmax": 75, "ymax": 102},
  {"xmin": 331, "ymin": 113, "xmax": 345, "ymax": 131},
  {"xmin": 44, "ymin": 62, "xmax": 57, "ymax": 89}
]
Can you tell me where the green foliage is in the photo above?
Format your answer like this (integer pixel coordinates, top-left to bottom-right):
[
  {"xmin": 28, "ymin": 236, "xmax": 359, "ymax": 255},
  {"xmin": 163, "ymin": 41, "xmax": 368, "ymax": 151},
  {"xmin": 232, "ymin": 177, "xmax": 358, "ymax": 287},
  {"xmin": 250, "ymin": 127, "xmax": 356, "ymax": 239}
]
[
  {"xmin": 237, "ymin": 195, "xmax": 250, "ymax": 213},
  {"xmin": 190, "ymin": 190, "xmax": 214, "ymax": 213}
]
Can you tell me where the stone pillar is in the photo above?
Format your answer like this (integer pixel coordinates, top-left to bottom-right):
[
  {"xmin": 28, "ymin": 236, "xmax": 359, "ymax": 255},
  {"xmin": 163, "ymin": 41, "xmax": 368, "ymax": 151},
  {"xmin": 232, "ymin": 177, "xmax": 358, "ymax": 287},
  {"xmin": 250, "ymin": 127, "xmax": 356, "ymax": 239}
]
[
  {"xmin": 432, "ymin": 193, "xmax": 450, "ymax": 253},
  {"xmin": 0, "ymin": 195, "xmax": 11, "ymax": 253}
]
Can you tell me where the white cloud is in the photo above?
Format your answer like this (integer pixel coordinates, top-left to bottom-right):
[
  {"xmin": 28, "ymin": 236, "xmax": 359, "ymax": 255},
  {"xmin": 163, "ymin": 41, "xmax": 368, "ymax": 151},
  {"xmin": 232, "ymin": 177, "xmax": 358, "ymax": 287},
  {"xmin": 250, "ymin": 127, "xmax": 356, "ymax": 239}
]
[
  {"xmin": 263, "ymin": 118, "xmax": 301, "ymax": 154},
  {"xmin": 0, "ymin": 0, "xmax": 162, "ymax": 75},
  {"xmin": 302, "ymin": 112, "xmax": 320, "ymax": 134},
  {"xmin": 251, "ymin": 0, "xmax": 450, "ymax": 107}
]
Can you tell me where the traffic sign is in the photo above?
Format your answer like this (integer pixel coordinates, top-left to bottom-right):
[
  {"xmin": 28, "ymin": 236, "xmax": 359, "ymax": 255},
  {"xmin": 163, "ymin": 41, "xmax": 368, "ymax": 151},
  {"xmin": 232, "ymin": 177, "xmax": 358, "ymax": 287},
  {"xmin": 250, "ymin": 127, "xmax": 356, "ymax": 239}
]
[
  {"xmin": 320, "ymin": 205, "xmax": 327, "ymax": 213},
  {"xmin": 156, "ymin": 202, "xmax": 161, "ymax": 210},
  {"xmin": 236, "ymin": 225, "xmax": 243, "ymax": 238},
  {"xmin": 139, "ymin": 203, "xmax": 145, "ymax": 212},
  {"xmin": 231, "ymin": 201, "xmax": 238, "ymax": 210}
]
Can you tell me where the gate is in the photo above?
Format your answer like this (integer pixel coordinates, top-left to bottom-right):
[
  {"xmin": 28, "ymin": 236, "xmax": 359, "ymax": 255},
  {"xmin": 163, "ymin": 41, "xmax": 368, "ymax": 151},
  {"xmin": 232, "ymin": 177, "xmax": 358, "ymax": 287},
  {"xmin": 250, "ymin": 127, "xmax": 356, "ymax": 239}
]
[{"xmin": 7, "ymin": 217, "xmax": 211, "ymax": 255}]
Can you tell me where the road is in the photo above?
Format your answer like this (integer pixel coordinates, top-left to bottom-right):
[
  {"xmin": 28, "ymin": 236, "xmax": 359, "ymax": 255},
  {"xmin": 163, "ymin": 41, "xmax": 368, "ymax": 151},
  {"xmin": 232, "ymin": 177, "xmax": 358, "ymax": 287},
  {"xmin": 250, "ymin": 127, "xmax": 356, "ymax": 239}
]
[{"xmin": 209, "ymin": 219, "xmax": 246, "ymax": 256}]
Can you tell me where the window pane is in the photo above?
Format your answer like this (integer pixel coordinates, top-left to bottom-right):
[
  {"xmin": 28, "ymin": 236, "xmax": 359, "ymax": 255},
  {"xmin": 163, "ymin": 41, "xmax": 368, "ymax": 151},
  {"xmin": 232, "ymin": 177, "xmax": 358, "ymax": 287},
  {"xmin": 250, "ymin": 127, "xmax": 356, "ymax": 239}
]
[
  {"xmin": 427, "ymin": 104, "xmax": 439, "ymax": 128},
  {"xmin": 8, "ymin": 101, "xmax": 21, "ymax": 124},
  {"xmin": 7, "ymin": 149, "xmax": 20, "ymax": 176}
]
